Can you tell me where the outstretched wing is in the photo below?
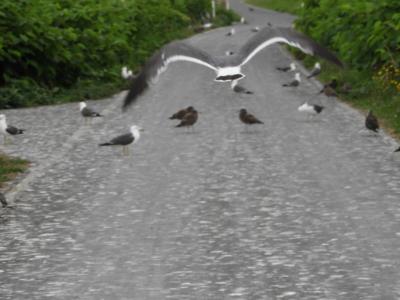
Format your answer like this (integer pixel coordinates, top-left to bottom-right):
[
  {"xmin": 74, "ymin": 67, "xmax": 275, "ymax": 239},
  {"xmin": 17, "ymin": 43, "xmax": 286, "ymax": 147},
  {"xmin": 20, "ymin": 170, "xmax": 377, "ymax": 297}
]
[
  {"xmin": 237, "ymin": 26, "xmax": 343, "ymax": 67},
  {"xmin": 123, "ymin": 41, "xmax": 218, "ymax": 110}
]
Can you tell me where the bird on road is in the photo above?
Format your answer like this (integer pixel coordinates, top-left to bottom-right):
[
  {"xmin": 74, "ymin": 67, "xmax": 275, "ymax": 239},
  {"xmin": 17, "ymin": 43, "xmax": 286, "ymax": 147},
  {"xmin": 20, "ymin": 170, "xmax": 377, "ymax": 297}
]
[
  {"xmin": 365, "ymin": 110, "xmax": 379, "ymax": 133},
  {"xmin": 169, "ymin": 106, "xmax": 194, "ymax": 120},
  {"xmin": 320, "ymin": 85, "xmax": 337, "ymax": 97},
  {"xmin": 307, "ymin": 62, "xmax": 321, "ymax": 78},
  {"xmin": 239, "ymin": 109, "xmax": 264, "ymax": 126},
  {"xmin": 79, "ymin": 102, "xmax": 102, "ymax": 123},
  {"xmin": 226, "ymin": 28, "xmax": 235, "ymax": 36},
  {"xmin": 175, "ymin": 109, "xmax": 198, "ymax": 129},
  {"xmin": 231, "ymin": 79, "xmax": 253, "ymax": 94},
  {"xmin": 249, "ymin": 7, "xmax": 255, "ymax": 11},
  {"xmin": 0, "ymin": 114, "xmax": 24, "ymax": 143},
  {"xmin": 0, "ymin": 192, "xmax": 7, "ymax": 208},
  {"xmin": 251, "ymin": 26, "xmax": 260, "ymax": 33},
  {"xmin": 99, "ymin": 125, "xmax": 143, "ymax": 155},
  {"xmin": 122, "ymin": 26, "xmax": 343, "ymax": 110},
  {"xmin": 394, "ymin": 146, "xmax": 400, "ymax": 152},
  {"xmin": 121, "ymin": 66, "xmax": 134, "ymax": 79},
  {"xmin": 276, "ymin": 62, "xmax": 296, "ymax": 72},
  {"xmin": 298, "ymin": 102, "xmax": 324, "ymax": 118},
  {"xmin": 282, "ymin": 73, "xmax": 301, "ymax": 87},
  {"xmin": 225, "ymin": 50, "xmax": 235, "ymax": 56}
]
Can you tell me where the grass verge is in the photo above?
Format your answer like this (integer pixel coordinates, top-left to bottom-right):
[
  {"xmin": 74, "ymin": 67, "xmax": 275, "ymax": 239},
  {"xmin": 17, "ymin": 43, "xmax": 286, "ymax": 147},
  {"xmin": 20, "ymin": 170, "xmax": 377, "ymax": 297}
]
[{"xmin": 0, "ymin": 153, "xmax": 29, "ymax": 188}]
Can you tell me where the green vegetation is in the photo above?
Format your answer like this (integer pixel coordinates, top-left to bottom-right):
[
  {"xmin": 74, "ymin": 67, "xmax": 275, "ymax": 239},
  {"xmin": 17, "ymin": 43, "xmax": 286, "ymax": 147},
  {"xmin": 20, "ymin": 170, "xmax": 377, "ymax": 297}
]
[
  {"xmin": 0, "ymin": 0, "xmax": 237, "ymax": 109},
  {"xmin": 248, "ymin": 0, "xmax": 400, "ymax": 137},
  {"xmin": 0, "ymin": 153, "xmax": 29, "ymax": 187},
  {"xmin": 246, "ymin": 0, "xmax": 303, "ymax": 15}
]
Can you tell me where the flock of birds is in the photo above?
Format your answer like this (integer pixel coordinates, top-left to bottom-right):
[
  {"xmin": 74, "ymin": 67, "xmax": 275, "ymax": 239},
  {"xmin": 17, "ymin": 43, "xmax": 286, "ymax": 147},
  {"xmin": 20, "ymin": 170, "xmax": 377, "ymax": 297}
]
[{"xmin": 1, "ymin": 9, "xmax": 400, "ymax": 207}]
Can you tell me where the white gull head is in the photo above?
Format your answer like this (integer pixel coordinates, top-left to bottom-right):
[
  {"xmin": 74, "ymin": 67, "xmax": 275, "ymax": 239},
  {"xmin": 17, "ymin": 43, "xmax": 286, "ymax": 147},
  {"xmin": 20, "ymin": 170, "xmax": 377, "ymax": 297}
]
[
  {"xmin": 79, "ymin": 102, "xmax": 87, "ymax": 111},
  {"xmin": 295, "ymin": 72, "xmax": 301, "ymax": 82},
  {"xmin": 130, "ymin": 125, "xmax": 143, "ymax": 143},
  {"xmin": 290, "ymin": 63, "xmax": 296, "ymax": 71}
]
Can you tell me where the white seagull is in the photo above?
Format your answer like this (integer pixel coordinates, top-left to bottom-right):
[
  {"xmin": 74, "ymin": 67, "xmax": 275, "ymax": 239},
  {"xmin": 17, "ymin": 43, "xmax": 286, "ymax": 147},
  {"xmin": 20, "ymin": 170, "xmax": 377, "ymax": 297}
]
[
  {"xmin": 226, "ymin": 28, "xmax": 235, "ymax": 36},
  {"xmin": 276, "ymin": 62, "xmax": 296, "ymax": 72},
  {"xmin": 298, "ymin": 102, "xmax": 324, "ymax": 117},
  {"xmin": 99, "ymin": 125, "xmax": 143, "ymax": 155},
  {"xmin": 307, "ymin": 62, "xmax": 321, "ymax": 78},
  {"xmin": 251, "ymin": 26, "xmax": 260, "ymax": 32},
  {"xmin": 121, "ymin": 66, "xmax": 134, "ymax": 79},
  {"xmin": 0, "ymin": 114, "xmax": 24, "ymax": 143},
  {"xmin": 122, "ymin": 26, "xmax": 343, "ymax": 110},
  {"xmin": 79, "ymin": 102, "xmax": 103, "ymax": 124},
  {"xmin": 282, "ymin": 72, "xmax": 301, "ymax": 87}
]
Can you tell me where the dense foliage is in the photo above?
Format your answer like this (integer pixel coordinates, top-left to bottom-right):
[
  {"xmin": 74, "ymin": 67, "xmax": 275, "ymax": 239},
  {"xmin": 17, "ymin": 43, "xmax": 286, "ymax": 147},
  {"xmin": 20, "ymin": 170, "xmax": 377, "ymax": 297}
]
[
  {"xmin": 296, "ymin": 0, "xmax": 400, "ymax": 71},
  {"xmin": 0, "ymin": 0, "xmax": 236, "ymax": 108}
]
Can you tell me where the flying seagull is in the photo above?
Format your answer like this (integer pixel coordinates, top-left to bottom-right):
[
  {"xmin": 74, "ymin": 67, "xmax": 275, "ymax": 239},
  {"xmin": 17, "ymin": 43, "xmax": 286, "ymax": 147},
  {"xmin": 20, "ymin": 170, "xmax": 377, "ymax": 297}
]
[
  {"xmin": 79, "ymin": 102, "xmax": 102, "ymax": 123},
  {"xmin": 239, "ymin": 109, "xmax": 263, "ymax": 126},
  {"xmin": 282, "ymin": 73, "xmax": 301, "ymax": 87},
  {"xmin": 365, "ymin": 110, "xmax": 379, "ymax": 133},
  {"xmin": 0, "ymin": 192, "xmax": 7, "ymax": 208},
  {"xmin": 307, "ymin": 62, "xmax": 321, "ymax": 78},
  {"xmin": 298, "ymin": 102, "xmax": 324, "ymax": 118},
  {"xmin": 169, "ymin": 106, "xmax": 195, "ymax": 120},
  {"xmin": 121, "ymin": 66, "xmax": 134, "ymax": 79},
  {"xmin": 122, "ymin": 26, "xmax": 343, "ymax": 110},
  {"xmin": 276, "ymin": 62, "xmax": 296, "ymax": 72},
  {"xmin": 0, "ymin": 114, "xmax": 24, "ymax": 143},
  {"xmin": 231, "ymin": 79, "xmax": 253, "ymax": 94},
  {"xmin": 99, "ymin": 125, "xmax": 143, "ymax": 155},
  {"xmin": 226, "ymin": 28, "xmax": 235, "ymax": 36},
  {"xmin": 176, "ymin": 109, "xmax": 198, "ymax": 129}
]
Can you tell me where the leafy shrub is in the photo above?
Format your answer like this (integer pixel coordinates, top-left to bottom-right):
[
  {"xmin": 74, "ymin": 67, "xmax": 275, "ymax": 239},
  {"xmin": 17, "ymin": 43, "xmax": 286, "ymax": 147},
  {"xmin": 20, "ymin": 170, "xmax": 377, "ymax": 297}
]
[
  {"xmin": 0, "ymin": 0, "xmax": 219, "ymax": 108},
  {"xmin": 296, "ymin": 0, "xmax": 400, "ymax": 71}
]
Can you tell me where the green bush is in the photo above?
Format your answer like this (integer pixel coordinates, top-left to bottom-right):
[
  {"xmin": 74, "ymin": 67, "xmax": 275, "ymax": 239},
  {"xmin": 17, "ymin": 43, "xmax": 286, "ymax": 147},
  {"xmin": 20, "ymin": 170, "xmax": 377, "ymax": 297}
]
[
  {"xmin": 296, "ymin": 0, "xmax": 400, "ymax": 70},
  {"xmin": 0, "ymin": 0, "xmax": 218, "ymax": 108}
]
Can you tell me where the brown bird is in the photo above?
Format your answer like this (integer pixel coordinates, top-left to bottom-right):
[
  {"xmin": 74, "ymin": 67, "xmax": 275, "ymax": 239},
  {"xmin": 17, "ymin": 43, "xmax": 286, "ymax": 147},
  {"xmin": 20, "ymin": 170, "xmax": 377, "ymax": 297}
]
[
  {"xmin": 239, "ymin": 109, "xmax": 264, "ymax": 125},
  {"xmin": 365, "ymin": 110, "xmax": 379, "ymax": 133},
  {"xmin": 0, "ymin": 192, "xmax": 7, "ymax": 208},
  {"xmin": 176, "ymin": 110, "xmax": 198, "ymax": 128},
  {"xmin": 320, "ymin": 85, "xmax": 337, "ymax": 97},
  {"xmin": 169, "ymin": 106, "xmax": 194, "ymax": 120}
]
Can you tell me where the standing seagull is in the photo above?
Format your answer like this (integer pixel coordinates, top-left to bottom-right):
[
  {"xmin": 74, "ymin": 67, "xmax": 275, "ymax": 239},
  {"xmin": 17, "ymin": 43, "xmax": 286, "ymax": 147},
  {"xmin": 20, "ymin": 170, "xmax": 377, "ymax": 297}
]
[
  {"xmin": 239, "ymin": 109, "xmax": 264, "ymax": 126},
  {"xmin": 79, "ymin": 102, "xmax": 103, "ymax": 124},
  {"xmin": 122, "ymin": 26, "xmax": 343, "ymax": 110},
  {"xmin": 169, "ymin": 106, "xmax": 194, "ymax": 120},
  {"xmin": 298, "ymin": 102, "xmax": 324, "ymax": 118},
  {"xmin": 282, "ymin": 73, "xmax": 301, "ymax": 87},
  {"xmin": 176, "ymin": 109, "xmax": 198, "ymax": 129},
  {"xmin": 0, "ymin": 114, "xmax": 24, "ymax": 143},
  {"xmin": 0, "ymin": 192, "xmax": 7, "ymax": 208},
  {"xmin": 121, "ymin": 66, "xmax": 134, "ymax": 79},
  {"xmin": 251, "ymin": 26, "xmax": 260, "ymax": 33},
  {"xmin": 231, "ymin": 80, "xmax": 253, "ymax": 94},
  {"xmin": 226, "ymin": 28, "xmax": 235, "ymax": 36},
  {"xmin": 307, "ymin": 62, "xmax": 321, "ymax": 78},
  {"xmin": 99, "ymin": 125, "xmax": 143, "ymax": 155},
  {"xmin": 365, "ymin": 110, "xmax": 379, "ymax": 133},
  {"xmin": 276, "ymin": 62, "xmax": 296, "ymax": 72}
]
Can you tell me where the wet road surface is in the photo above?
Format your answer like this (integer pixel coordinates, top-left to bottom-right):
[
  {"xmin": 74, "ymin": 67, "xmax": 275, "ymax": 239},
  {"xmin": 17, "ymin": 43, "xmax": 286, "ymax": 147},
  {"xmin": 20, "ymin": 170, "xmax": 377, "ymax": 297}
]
[{"xmin": 1, "ymin": 1, "xmax": 400, "ymax": 299}]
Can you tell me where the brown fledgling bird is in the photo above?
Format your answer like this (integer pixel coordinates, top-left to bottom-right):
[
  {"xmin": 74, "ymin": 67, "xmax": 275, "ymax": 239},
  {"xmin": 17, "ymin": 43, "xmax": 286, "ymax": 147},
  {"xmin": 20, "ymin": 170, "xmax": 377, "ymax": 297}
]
[
  {"xmin": 176, "ymin": 109, "xmax": 198, "ymax": 128},
  {"xmin": 239, "ymin": 108, "xmax": 264, "ymax": 125},
  {"xmin": 169, "ymin": 106, "xmax": 194, "ymax": 120},
  {"xmin": 0, "ymin": 192, "xmax": 7, "ymax": 208},
  {"xmin": 365, "ymin": 110, "xmax": 379, "ymax": 133},
  {"xmin": 319, "ymin": 85, "xmax": 337, "ymax": 97}
]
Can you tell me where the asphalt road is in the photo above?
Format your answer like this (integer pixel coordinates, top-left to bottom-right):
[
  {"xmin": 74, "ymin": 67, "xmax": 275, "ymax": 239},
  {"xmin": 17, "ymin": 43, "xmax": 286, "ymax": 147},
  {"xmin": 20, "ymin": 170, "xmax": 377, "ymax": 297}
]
[{"xmin": 1, "ymin": 1, "xmax": 400, "ymax": 299}]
